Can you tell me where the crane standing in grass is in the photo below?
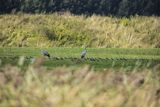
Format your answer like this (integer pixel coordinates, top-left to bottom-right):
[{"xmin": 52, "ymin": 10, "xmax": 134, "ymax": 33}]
[
  {"xmin": 41, "ymin": 50, "xmax": 50, "ymax": 58},
  {"xmin": 81, "ymin": 47, "xmax": 87, "ymax": 59}
]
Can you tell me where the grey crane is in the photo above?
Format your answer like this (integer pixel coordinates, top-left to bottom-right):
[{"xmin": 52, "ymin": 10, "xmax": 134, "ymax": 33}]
[
  {"xmin": 41, "ymin": 50, "xmax": 50, "ymax": 58},
  {"xmin": 81, "ymin": 47, "xmax": 87, "ymax": 59}
]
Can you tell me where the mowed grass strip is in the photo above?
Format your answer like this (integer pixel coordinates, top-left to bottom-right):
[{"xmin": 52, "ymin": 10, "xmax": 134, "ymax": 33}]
[
  {"xmin": 0, "ymin": 47, "xmax": 160, "ymax": 60},
  {"xmin": 0, "ymin": 48, "xmax": 160, "ymax": 70}
]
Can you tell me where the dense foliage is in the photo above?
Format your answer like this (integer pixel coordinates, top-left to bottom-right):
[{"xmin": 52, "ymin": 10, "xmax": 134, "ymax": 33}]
[{"xmin": 0, "ymin": 0, "xmax": 159, "ymax": 16}]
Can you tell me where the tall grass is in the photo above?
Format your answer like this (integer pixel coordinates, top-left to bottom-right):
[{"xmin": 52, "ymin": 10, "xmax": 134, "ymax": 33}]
[
  {"xmin": 0, "ymin": 13, "xmax": 160, "ymax": 48},
  {"xmin": 0, "ymin": 58, "xmax": 160, "ymax": 107}
]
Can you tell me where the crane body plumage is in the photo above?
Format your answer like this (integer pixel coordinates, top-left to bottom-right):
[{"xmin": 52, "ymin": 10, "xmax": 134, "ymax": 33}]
[
  {"xmin": 81, "ymin": 49, "xmax": 87, "ymax": 59},
  {"xmin": 41, "ymin": 50, "xmax": 50, "ymax": 58}
]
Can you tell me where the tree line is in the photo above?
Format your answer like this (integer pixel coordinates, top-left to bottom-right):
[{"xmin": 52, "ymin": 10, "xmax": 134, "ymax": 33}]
[{"xmin": 0, "ymin": 0, "xmax": 159, "ymax": 16}]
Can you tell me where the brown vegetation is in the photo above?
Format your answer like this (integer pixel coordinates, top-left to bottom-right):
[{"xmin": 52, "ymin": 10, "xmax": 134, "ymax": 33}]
[{"xmin": 0, "ymin": 62, "xmax": 160, "ymax": 107}]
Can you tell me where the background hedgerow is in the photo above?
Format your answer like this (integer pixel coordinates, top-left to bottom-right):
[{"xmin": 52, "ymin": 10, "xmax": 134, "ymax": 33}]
[{"xmin": 0, "ymin": 0, "xmax": 159, "ymax": 16}]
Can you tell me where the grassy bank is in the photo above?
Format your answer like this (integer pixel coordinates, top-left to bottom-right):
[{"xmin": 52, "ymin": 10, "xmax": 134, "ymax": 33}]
[{"xmin": 0, "ymin": 13, "xmax": 160, "ymax": 48}]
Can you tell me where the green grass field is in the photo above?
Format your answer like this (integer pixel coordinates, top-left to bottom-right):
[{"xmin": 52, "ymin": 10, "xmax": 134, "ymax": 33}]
[{"xmin": 0, "ymin": 48, "xmax": 160, "ymax": 70}]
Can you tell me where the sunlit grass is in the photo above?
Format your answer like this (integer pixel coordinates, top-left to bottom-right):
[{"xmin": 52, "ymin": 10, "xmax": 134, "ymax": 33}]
[{"xmin": 0, "ymin": 13, "xmax": 159, "ymax": 48}]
